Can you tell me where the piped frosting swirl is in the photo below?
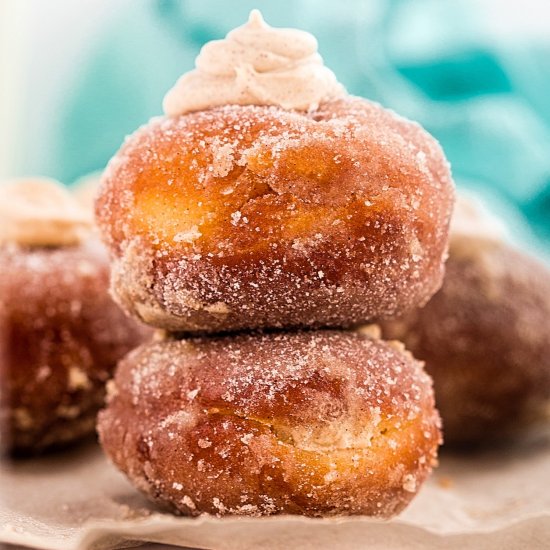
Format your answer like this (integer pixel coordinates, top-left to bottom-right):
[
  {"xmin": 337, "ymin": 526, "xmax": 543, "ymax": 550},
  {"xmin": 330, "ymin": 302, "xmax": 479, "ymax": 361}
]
[{"xmin": 163, "ymin": 9, "xmax": 346, "ymax": 116}]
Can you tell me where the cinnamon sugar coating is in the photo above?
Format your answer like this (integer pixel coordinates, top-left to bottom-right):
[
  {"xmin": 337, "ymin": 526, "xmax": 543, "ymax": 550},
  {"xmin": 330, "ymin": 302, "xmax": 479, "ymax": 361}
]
[
  {"xmin": 96, "ymin": 97, "xmax": 454, "ymax": 333},
  {"xmin": 0, "ymin": 241, "xmax": 151, "ymax": 453},
  {"xmin": 98, "ymin": 330, "xmax": 441, "ymax": 517},
  {"xmin": 381, "ymin": 236, "xmax": 550, "ymax": 446}
]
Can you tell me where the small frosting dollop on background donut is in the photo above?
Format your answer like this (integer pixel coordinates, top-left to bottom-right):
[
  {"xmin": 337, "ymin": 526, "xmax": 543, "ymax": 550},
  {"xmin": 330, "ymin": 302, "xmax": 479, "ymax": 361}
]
[{"xmin": 0, "ymin": 177, "xmax": 91, "ymax": 247}]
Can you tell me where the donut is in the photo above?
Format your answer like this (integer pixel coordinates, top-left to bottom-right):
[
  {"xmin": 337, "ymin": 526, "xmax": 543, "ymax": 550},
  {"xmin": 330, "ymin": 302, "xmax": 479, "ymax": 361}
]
[
  {"xmin": 380, "ymin": 199, "xmax": 550, "ymax": 446},
  {"xmin": 98, "ymin": 330, "xmax": 441, "ymax": 517},
  {"xmin": 95, "ymin": 96, "xmax": 454, "ymax": 333},
  {"xmin": 0, "ymin": 179, "xmax": 151, "ymax": 453}
]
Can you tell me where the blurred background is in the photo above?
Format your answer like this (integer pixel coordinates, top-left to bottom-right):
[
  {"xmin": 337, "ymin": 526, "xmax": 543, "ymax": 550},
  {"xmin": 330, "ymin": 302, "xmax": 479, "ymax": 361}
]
[{"xmin": 1, "ymin": 0, "xmax": 549, "ymax": 255}]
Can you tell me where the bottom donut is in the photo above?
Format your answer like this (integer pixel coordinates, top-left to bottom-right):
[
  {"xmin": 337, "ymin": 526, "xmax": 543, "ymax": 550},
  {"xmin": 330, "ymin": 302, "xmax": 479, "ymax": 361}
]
[{"xmin": 98, "ymin": 330, "xmax": 441, "ymax": 518}]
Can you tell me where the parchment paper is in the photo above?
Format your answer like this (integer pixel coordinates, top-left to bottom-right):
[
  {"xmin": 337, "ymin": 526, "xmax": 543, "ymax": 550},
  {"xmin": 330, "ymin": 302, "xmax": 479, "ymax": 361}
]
[{"xmin": 1, "ymin": 437, "xmax": 550, "ymax": 550}]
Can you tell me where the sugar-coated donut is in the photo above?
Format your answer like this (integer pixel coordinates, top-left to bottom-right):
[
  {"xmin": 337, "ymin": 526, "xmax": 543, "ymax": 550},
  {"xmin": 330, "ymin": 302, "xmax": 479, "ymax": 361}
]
[
  {"xmin": 98, "ymin": 330, "xmax": 441, "ymax": 517},
  {"xmin": 0, "ymin": 241, "xmax": 151, "ymax": 453},
  {"xmin": 96, "ymin": 97, "xmax": 454, "ymax": 333},
  {"xmin": 381, "ymin": 235, "xmax": 550, "ymax": 447}
]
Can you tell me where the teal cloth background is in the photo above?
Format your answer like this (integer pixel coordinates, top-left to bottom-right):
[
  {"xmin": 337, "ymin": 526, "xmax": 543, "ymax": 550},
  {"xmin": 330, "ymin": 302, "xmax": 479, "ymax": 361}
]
[{"xmin": 47, "ymin": 0, "xmax": 549, "ymax": 253}]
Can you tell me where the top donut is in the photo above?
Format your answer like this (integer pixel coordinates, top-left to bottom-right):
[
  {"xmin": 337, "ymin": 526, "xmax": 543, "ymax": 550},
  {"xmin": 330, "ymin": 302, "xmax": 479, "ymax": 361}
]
[{"xmin": 95, "ymin": 12, "xmax": 454, "ymax": 333}]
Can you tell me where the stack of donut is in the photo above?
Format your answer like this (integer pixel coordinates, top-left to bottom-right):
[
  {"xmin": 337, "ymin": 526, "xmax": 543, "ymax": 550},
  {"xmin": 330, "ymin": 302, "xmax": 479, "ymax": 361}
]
[
  {"xmin": 95, "ymin": 97, "xmax": 454, "ymax": 517},
  {"xmin": 95, "ymin": 14, "xmax": 454, "ymax": 518}
]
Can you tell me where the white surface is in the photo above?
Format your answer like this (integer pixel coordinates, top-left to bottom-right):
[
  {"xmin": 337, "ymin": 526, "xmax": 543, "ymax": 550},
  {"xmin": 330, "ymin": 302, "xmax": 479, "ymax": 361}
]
[{"xmin": 1, "ymin": 437, "xmax": 550, "ymax": 550}]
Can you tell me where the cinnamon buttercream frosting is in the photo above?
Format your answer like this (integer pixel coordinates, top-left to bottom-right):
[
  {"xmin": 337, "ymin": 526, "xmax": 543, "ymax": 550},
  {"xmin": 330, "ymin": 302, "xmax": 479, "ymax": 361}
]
[
  {"xmin": 451, "ymin": 194, "xmax": 508, "ymax": 241},
  {"xmin": 163, "ymin": 9, "xmax": 346, "ymax": 116},
  {"xmin": 0, "ymin": 178, "xmax": 92, "ymax": 247}
]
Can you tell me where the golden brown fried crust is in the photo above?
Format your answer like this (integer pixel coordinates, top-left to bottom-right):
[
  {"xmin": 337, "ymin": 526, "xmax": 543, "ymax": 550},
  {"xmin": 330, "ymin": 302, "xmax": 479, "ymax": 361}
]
[
  {"xmin": 98, "ymin": 330, "xmax": 441, "ymax": 517},
  {"xmin": 381, "ymin": 236, "xmax": 550, "ymax": 447},
  {"xmin": 96, "ymin": 97, "xmax": 454, "ymax": 333},
  {"xmin": 0, "ymin": 241, "xmax": 152, "ymax": 453}
]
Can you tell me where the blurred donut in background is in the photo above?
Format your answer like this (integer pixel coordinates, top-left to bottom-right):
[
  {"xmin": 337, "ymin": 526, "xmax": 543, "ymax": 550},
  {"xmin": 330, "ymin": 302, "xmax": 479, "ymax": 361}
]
[
  {"xmin": 381, "ymin": 195, "xmax": 550, "ymax": 447},
  {"xmin": 0, "ymin": 178, "xmax": 151, "ymax": 454}
]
